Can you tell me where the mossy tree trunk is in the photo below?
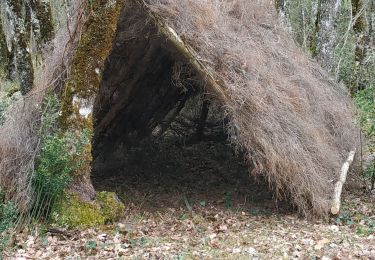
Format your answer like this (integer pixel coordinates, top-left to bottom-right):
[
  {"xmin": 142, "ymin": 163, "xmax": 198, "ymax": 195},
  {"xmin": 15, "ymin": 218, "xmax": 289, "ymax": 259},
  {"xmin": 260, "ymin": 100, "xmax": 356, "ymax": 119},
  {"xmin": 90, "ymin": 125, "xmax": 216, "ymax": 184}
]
[
  {"xmin": 29, "ymin": 0, "xmax": 54, "ymax": 47},
  {"xmin": 351, "ymin": 0, "xmax": 369, "ymax": 93},
  {"xmin": 314, "ymin": 0, "xmax": 341, "ymax": 70},
  {"xmin": 309, "ymin": 0, "xmax": 322, "ymax": 58},
  {"xmin": 0, "ymin": 16, "xmax": 9, "ymax": 80},
  {"xmin": 352, "ymin": 0, "xmax": 368, "ymax": 62},
  {"xmin": 6, "ymin": 0, "xmax": 34, "ymax": 94},
  {"xmin": 1, "ymin": 0, "xmax": 55, "ymax": 93},
  {"xmin": 60, "ymin": 0, "xmax": 124, "ymax": 201},
  {"xmin": 368, "ymin": 0, "xmax": 374, "ymax": 44}
]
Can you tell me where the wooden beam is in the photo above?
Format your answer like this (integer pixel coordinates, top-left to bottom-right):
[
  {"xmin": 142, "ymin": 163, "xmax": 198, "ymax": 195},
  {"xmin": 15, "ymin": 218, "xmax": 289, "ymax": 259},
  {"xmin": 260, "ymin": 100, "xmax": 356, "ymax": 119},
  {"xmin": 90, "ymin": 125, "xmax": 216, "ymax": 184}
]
[{"xmin": 136, "ymin": 0, "xmax": 228, "ymax": 103}]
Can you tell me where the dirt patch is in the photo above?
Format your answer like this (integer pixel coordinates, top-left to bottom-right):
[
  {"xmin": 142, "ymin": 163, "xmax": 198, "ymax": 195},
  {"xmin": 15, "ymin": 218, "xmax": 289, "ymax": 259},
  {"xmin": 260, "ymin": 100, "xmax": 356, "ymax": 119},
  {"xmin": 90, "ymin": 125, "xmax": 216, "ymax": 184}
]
[{"xmin": 92, "ymin": 136, "xmax": 284, "ymax": 215}]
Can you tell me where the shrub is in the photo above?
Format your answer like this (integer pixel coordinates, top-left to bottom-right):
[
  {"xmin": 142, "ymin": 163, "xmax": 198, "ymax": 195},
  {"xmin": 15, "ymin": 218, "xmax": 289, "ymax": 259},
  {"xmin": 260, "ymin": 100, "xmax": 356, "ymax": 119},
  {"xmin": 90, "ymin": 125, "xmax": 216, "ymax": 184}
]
[
  {"xmin": 31, "ymin": 132, "xmax": 73, "ymax": 220},
  {"xmin": 356, "ymin": 85, "xmax": 375, "ymax": 183},
  {"xmin": 31, "ymin": 94, "xmax": 92, "ymax": 221},
  {"xmin": 0, "ymin": 190, "xmax": 18, "ymax": 233},
  {"xmin": 356, "ymin": 86, "xmax": 375, "ymax": 140},
  {"xmin": 0, "ymin": 189, "xmax": 18, "ymax": 256}
]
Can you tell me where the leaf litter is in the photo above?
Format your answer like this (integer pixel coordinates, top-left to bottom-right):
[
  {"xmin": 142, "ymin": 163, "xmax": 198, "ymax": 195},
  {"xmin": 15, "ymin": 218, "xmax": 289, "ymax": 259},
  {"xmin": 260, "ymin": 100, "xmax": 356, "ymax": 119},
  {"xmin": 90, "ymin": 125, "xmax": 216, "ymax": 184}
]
[{"xmin": 4, "ymin": 139, "xmax": 375, "ymax": 259}]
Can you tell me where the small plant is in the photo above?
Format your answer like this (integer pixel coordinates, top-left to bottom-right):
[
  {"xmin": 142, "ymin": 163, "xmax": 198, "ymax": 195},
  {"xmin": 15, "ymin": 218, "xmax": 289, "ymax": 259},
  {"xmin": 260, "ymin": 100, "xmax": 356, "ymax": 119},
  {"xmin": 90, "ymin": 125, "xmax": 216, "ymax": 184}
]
[
  {"xmin": 0, "ymin": 189, "xmax": 18, "ymax": 256},
  {"xmin": 0, "ymin": 190, "xmax": 18, "ymax": 233},
  {"xmin": 335, "ymin": 212, "xmax": 353, "ymax": 226},
  {"xmin": 356, "ymin": 86, "xmax": 375, "ymax": 139},
  {"xmin": 199, "ymin": 200, "xmax": 206, "ymax": 207},
  {"xmin": 356, "ymin": 85, "xmax": 375, "ymax": 189},
  {"xmin": 31, "ymin": 94, "xmax": 92, "ymax": 221},
  {"xmin": 31, "ymin": 132, "xmax": 73, "ymax": 219},
  {"xmin": 224, "ymin": 192, "xmax": 233, "ymax": 209},
  {"xmin": 85, "ymin": 240, "xmax": 97, "ymax": 250}
]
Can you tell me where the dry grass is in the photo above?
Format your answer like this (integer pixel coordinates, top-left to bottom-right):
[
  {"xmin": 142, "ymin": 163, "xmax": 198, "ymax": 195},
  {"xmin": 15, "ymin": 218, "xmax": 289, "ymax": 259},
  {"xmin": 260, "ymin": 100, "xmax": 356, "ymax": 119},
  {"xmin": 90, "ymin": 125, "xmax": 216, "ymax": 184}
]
[
  {"xmin": 0, "ymin": 0, "xmax": 86, "ymax": 212},
  {"xmin": 144, "ymin": 0, "xmax": 359, "ymax": 215}
]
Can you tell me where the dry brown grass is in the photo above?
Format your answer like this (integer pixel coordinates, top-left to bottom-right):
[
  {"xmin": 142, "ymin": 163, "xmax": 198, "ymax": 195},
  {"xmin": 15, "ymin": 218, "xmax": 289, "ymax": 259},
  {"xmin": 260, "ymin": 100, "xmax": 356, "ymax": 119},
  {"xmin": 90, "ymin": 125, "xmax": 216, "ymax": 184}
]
[
  {"xmin": 0, "ymin": 0, "xmax": 86, "ymax": 212},
  {"xmin": 145, "ymin": 0, "xmax": 359, "ymax": 215}
]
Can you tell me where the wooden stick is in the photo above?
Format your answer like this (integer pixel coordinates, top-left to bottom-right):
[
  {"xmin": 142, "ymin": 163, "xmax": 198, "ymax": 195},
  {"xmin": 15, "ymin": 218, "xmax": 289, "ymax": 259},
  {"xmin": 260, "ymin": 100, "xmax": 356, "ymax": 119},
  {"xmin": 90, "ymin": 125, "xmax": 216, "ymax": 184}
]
[
  {"xmin": 137, "ymin": 0, "xmax": 228, "ymax": 103},
  {"xmin": 331, "ymin": 149, "xmax": 356, "ymax": 215}
]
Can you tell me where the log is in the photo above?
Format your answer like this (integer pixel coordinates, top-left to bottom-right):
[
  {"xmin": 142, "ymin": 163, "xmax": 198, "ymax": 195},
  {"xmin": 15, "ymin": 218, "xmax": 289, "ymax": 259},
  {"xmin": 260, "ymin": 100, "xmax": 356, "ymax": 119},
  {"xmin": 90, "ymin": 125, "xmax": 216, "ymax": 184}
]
[{"xmin": 331, "ymin": 149, "xmax": 356, "ymax": 215}]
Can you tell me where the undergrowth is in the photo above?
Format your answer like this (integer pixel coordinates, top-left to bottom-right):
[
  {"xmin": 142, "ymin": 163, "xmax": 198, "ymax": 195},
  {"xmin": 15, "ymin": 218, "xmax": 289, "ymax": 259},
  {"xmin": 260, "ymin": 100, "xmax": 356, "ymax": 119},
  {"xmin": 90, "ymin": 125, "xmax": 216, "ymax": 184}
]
[
  {"xmin": 30, "ymin": 94, "xmax": 92, "ymax": 222},
  {"xmin": 0, "ymin": 189, "xmax": 18, "ymax": 257},
  {"xmin": 356, "ymin": 85, "xmax": 375, "ymax": 185}
]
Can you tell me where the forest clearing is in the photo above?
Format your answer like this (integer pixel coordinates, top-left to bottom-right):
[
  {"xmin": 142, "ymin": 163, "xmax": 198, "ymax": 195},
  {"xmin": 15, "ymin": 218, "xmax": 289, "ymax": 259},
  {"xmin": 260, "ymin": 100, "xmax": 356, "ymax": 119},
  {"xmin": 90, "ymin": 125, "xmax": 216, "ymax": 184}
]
[{"xmin": 0, "ymin": 0, "xmax": 374, "ymax": 259}]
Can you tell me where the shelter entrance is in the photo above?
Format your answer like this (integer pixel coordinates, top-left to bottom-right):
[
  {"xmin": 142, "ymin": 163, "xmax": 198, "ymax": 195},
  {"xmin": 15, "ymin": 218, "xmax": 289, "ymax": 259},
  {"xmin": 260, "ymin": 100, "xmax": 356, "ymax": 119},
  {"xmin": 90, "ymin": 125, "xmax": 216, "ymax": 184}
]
[
  {"xmin": 89, "ymin": 4, "xmax": 282, "ymax": 214},
  {"xmin": 91, "ymin": 95, "xmax": 276, "ymax": 213}
]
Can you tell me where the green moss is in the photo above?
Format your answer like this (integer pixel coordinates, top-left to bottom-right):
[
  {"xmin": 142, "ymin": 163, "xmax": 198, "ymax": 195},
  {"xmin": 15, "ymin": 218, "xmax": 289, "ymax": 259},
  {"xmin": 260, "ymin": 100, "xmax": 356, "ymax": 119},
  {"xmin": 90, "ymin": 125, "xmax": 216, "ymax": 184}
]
[
  {"xmin": 58, "ymin": 0, "xmax": 123, "ymax": 182},
  {"xmin": 0, "ymin": 17, "xmax": 9, "ymax": 80},
  {"xmin": 30, "ymin": 0, "xmax": 54, "ymax": 46},
  {"xmin": 8, "ymin": 0, "xmax": 34, "ymax": 94},
  {"xmin": 96, "ymin": 191, "xmax": 125, "ymax": 222},
  {"xmin": 51, "ymin": 191, "xmax": 125, "ymax": 229},
  {"xmin": 52, "ymin": 193, "xmax": 105, "ymax": 229},
  {"xmin": 61, "ymin": 0, "xmax": 123, "ymax": 130}
]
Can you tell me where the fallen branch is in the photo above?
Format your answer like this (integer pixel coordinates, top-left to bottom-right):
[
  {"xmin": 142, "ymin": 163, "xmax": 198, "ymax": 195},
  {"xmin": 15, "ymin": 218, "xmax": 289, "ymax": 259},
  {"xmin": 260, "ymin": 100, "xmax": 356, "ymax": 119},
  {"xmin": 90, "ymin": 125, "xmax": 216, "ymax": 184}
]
[{"xmin": 331, "ymin": 149, "xmax": 356, "ymax": 215}]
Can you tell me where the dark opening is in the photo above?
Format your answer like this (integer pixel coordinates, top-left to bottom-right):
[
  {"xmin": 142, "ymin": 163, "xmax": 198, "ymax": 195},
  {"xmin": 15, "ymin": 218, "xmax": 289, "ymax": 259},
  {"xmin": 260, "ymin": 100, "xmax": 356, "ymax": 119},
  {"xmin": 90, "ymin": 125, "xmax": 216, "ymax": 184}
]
[
  {"xmin": 90, "ymin": 5, "xmax": 286, "ymax": 215},
  {"xmin": 92, "ymin": 95, "xmax": 277, "ymax": 213}
]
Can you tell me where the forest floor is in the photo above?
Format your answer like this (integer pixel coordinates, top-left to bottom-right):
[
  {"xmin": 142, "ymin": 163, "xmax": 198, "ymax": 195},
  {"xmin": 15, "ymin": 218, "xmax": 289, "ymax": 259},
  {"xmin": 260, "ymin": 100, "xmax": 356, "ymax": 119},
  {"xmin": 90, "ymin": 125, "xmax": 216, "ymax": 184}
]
[{"xmin": 4, "ymin": 138, "xmax": 375, "ymax": 259}]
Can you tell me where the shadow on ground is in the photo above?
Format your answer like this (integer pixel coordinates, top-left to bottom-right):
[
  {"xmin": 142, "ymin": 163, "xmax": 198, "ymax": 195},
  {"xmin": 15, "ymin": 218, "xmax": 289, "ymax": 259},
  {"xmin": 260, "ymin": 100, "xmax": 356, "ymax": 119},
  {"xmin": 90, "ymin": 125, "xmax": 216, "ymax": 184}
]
[{"xmin": 92, "ymin": 134, "xmax": 291, "ymax": 216}]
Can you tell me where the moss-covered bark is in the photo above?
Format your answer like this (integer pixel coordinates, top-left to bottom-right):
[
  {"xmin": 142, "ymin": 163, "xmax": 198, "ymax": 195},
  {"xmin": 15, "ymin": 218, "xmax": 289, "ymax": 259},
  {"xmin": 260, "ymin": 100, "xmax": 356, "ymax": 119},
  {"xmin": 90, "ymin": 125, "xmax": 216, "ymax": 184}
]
[
  {"xmin": 51, "ymin": 191, "xmax": 124, "ymax": 228},
  {"xmin": 7, "ymin": 0, "xmax": 34, "ymax": 94},
  {"xmin": 309, "ymin": 0, "xmax": 321, "ymax": 58},
  {"xmin": 2, "ymin": 0, "xmax": 55, "ymax": 93},
  {"xmin": 60, "ymin": 0, "xmax": 124, "ymax": 204},
  {"xmin": 30, "ymin": 0, "xmax": 54, "ymax": 47},
  {"xmin": 61, "ymin": 0, "xmax": 124, "ymax": 130},
  {"xmin": 0, "ymin": 16, "xmax": 9, "ymax": 80},
  {"xmin": 352, "ymin": 0, "xmax": 368, "ymax": 63}
]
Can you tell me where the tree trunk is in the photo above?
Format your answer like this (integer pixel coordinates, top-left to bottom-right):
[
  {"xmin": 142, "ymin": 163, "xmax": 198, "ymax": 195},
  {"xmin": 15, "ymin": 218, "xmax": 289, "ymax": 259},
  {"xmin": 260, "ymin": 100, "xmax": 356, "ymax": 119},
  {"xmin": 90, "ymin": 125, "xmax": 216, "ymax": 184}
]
[
  {"xmin": 30, "ymin": 0, "xmax": 54, "ymax": 47},
  {"xmin": 0, "ymin": 16, "xmax": 9, "ymax": 79},
  {"xmin": 315, "ymin": 0, "xmax": 341, "ymax": 70},
  {"xmin": 4, "ymin": 0, "xmax": 34, "ymax": 94}
]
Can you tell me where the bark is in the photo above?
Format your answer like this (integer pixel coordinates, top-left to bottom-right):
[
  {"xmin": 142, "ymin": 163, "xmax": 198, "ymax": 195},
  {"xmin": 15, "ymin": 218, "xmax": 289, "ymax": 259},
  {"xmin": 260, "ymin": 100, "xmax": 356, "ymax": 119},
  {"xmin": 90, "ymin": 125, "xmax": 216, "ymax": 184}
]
[
  {"xmin": 310, "ymin": 0, "xmax": 322, "ymax": 58},
  {"xmin": 350, "ymin": 0, "xmax": 369, "ymax": 93},
  {"xmin": 5, "ymin": 0, "xmax": 34, "ymax": 94},
  {"xmin": 363, "ymin": 0, "xmax": 374, "ymax": 68},
  {"xmin": 315, "ymin": 0, "xmax": 341, "ymax": 70},
  {"xmin": 0, "ymin": 16, "xmax": 9, "ymax": 78},
  {"xmin": 352, "ymin": 0, "xmax": 368, "ymax": 63},
  {"xmin": 1, "ymin": 0, "xmax": 54, "ymax": 92},
  {"xmin": 30, "ymin": 0, "xmax": 54, "ymax": 47}
]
